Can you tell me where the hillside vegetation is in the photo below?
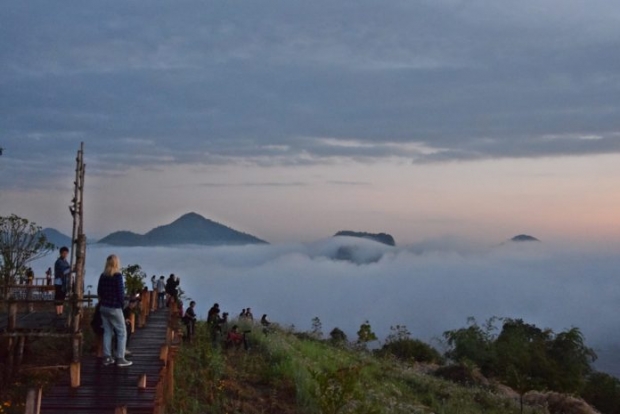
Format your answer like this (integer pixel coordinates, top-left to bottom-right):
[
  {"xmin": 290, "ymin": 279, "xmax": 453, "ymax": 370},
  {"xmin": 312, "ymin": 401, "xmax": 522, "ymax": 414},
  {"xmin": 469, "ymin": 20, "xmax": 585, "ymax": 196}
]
[{"xmin": 169, "ymin": 318, "xmax": 601, "ymax": 414}]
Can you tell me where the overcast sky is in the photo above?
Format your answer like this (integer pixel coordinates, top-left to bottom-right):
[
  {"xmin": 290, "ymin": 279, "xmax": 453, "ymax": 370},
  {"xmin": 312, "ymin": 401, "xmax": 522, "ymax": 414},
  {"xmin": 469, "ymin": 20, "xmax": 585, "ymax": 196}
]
[{"xmin": 1, "ymin": 1, "xmax": 620, "ymax": 243}]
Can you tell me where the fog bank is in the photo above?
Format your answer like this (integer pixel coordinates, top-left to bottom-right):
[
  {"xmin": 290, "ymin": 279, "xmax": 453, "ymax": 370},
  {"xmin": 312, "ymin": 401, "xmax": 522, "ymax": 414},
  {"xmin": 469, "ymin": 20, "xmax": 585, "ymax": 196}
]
[{"xmin": 34, "ymin": 238, "xmax": 620, "ymax": 375}]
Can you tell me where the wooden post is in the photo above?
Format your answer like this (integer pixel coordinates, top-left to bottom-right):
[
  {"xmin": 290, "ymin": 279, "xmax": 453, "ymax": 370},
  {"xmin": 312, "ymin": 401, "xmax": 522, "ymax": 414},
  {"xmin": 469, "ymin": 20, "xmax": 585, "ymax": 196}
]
[
  {"xmin": 151, "ymin": 290, "xmax": 158, "ymax": 311},
  {"xmin": 17, "ymin": 336, "xmax": 25, "ymax": 366},
  {"xmin": 160, "ymin": 345, "xmax": 169, "ymax": 362},
  {"xmin": 7, "ymin": 300, "xmax": 17, "ymax": 370},
  {"xmin": 8, "ymin": 300, "xmax": 17, "ymax": 330},
  {"xmin": 24, "ymin": 387, "xmax": 42, "ymax": 414},
  {"xmin": 143, "ymin": 289, "xmax": 150, "ymax": 317},
  {"xmin": 70, "ymin": 333, "xmax": 82, "ymax": 387},
  {"xmin": 129, "ymin": 312, "xmax": 135, "ymax": 334},
  {"xmin": 138, "ymin": 373, "xmax": 147, "ymax": 389},
  {"xmin": 166, "ymin": 357, "xmax": 174, "ymax": 400},
  {"xmin": 27, "ymin": 280, "xmax": 34, "ymax": 313},
  {"xmin": 70, "ymin": 362, "xmax": 81, "ymax": 388},
  {"xmin": 72, "ymin": 334, "xmax": 82, "ymax": 362},
  {"xmin": 139, "ymin": 296, "xmax": 147, "ymax": 328}
]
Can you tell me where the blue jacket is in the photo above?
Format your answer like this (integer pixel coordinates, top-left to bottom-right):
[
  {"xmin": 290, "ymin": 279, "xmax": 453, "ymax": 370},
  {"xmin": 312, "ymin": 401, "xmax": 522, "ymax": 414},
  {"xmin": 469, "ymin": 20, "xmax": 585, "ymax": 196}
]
[
  {"xmin": 54, "ymin": 257, "xmax": 71, "ymax": 286},
  {"xmin": 97, "ymin": 273, "xmax": 125, "ymax": 308}
]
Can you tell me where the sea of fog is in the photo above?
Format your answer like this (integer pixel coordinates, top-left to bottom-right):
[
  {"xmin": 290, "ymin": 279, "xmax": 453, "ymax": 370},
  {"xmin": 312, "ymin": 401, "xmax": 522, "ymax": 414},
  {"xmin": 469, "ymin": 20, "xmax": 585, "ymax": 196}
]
[{"xmin": 33, "ymin": 237, "xmax": 620, "ymax": 377}]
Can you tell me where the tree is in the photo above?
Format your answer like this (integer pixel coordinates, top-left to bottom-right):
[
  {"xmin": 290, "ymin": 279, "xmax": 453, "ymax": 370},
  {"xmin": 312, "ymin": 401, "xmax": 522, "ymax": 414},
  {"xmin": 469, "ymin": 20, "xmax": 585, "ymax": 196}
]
[
  {"xmin": 0, "ymin": 214, "xmax": 55, "ymax": 298},
  {"xmin": 311, "ymin": 316, "xmax": 323, "ymax": 339},
  {"xmin": 443, "ymin": 317, "xmax": 498, "ymax": 374},
  {"xmin": 356, "ymin": 320, "xmax": 377, "ymax": 349},
  {"xmin": 583, "ymin": 372, "xmax": 620, "ymax": 414},
  {"xmin": 329, "ymin": 327, "xmax": 348, "ymax": 345},
  {"xmin": 121, "ymin": 264, "xmax": 146, "ymax": 295}
]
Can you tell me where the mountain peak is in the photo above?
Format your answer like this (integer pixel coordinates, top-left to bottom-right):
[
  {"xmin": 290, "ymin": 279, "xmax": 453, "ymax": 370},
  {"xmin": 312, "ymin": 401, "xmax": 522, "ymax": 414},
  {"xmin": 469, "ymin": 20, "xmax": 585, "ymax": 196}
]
[
  {"xmin": 511, "ymin": 234, "xmax": 540, "ymax": 242},
  {"xmin": 334, "ymin": 230, "xmax": 396, "ymax": 246},
  {"xmin": 98, "ymin": 212, "xmax": 267, "ymax": 246},
  {"xmin": 174, "ymin": 212, "xmax": 210, "ymax": 223}
]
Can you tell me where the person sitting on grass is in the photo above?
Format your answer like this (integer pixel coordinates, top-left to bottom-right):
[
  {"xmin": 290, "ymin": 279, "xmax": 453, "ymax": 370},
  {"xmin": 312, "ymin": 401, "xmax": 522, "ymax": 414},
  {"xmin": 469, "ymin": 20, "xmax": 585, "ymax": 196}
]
[{"xmin": 225, "ymin": 325, "xmax": 244, "ymax": 349}]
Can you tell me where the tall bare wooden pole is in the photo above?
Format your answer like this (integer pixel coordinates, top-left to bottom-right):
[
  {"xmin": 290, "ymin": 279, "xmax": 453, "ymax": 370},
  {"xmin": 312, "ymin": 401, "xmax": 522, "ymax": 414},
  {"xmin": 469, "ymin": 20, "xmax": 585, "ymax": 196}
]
[{"xmin": 68, "ymin": 142, "xmax": 86, "ymax": 387}]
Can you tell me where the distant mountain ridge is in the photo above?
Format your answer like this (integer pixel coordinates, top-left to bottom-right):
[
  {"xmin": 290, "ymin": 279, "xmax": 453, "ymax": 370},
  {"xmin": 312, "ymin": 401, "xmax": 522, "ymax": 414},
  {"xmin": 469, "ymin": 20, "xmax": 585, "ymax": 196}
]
[
  {"xmin": 98, "ymin": 212, "xmax": 267, "ymax": 246},
  {"xmin": 40, "ymin": 228, "xmax": 72, "ymax": 248},
  {"xmin": 333, "ymin": 230, "xmax": 396, "ymax": 246},
  {"xmin": 511, "ymin": 234, "xmax": 540, "ymax": 242}
]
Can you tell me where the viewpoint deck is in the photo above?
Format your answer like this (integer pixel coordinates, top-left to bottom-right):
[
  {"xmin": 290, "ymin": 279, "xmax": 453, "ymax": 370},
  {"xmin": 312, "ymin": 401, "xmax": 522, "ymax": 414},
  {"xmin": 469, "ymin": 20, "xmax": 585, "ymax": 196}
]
[{"xmin": 41, "ymin": 309, "xmax": 170, "ymax": 414}]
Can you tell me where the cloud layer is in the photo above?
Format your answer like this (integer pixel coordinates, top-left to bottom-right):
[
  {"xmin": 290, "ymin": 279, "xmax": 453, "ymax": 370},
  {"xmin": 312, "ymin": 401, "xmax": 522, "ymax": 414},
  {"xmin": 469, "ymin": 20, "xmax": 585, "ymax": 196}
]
[
  {"xmin": 33, "ymin": 238, "xmax": 620, "ymax": 376},
  {"xmin": 2, "ymin": 0, "xmax": 620, "ymax": 188}
]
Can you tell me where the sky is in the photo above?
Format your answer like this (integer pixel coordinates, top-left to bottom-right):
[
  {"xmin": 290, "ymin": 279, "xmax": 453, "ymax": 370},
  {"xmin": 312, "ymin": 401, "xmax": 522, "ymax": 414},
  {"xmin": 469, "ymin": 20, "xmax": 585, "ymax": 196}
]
[{"xmin": 1, "ymin": 0, "xmax": 620, "ymax": 243}]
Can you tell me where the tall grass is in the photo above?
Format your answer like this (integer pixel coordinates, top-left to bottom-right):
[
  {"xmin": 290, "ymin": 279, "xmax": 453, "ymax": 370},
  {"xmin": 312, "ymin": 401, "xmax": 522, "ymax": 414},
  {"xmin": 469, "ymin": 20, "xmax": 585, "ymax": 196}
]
[{"xmin": 170, "ymin": 321, "xmax": 546, "ymax": 414}]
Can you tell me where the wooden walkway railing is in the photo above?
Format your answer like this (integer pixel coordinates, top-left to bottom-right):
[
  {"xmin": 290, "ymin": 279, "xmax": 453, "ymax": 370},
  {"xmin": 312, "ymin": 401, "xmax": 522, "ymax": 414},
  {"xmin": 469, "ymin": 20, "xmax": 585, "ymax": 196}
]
[{"xmin": 34, "ymin": 292, "xmax": 182, "ymax": 414}]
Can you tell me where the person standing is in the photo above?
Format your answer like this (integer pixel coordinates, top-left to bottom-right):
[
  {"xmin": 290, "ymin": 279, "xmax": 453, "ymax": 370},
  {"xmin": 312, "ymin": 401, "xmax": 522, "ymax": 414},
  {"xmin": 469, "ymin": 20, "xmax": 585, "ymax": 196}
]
[
  {"xmin": 165, "ymin": 274, "xmax": 179, "ymax": 306},
  {"xmin": 156, "ymin": 276, "xmax": 166, "ymax": 308},
  {"xmin": 45, "ymin": 267, "xmax": 52, "ymax": 286},
  {"xmin": 183, "ymin": 301, "xmax": 197, "ymax": 340},
  {"xmin": 97, "ymin": 254, "xmax": 132, "ymax": 367},
  {"xmin": 54, "ymin": 247, "xmax": 71, "ymax": 316}
]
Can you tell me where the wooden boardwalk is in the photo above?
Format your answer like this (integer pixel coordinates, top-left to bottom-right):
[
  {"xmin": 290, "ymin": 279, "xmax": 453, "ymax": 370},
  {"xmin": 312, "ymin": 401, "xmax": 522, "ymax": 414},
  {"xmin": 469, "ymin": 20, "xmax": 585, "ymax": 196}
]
[{"xmin": 41, "ymin": 308, "xmax": 171, "ymax": 414}]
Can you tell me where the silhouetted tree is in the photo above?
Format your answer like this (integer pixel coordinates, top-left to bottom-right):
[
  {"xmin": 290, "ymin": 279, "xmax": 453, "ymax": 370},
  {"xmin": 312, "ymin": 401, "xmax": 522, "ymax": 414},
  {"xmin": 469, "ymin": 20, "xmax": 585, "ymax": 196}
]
[
  {"xmin": 0, "ymin": 214, "xmax": 54, "ymax": 298},
  {"xmin": 329, "ymin": 327, "xmax": 348, "ymax": 345}
]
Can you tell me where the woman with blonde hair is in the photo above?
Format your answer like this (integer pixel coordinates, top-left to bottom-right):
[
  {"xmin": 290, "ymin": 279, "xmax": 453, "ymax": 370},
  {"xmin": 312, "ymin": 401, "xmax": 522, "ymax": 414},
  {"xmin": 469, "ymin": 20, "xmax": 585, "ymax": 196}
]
[{"xmin": 97, "ymin": 254, "xmax": 132, "ymax": 367}]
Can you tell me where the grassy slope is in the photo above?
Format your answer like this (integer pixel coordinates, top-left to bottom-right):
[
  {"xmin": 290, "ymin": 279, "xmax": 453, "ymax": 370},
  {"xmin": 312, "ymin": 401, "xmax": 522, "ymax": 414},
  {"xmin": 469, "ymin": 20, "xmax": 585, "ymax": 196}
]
[{"xmin": 170, "ymin": 321, "xmax": 545, "ymax": 414}]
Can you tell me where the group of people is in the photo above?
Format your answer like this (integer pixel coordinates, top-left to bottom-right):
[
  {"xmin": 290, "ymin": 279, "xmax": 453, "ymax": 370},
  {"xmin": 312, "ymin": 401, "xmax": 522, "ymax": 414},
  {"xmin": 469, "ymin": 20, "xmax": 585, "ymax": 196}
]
[
  {"xmin": 47, "ymin": 247, "xmax": 270, "ymax": 368},
  {"xmin": 151, "ymin": 274, "xmax": 180, "ymax": 308},
  {"xmin": 239, "ymin": 308, "xmax": 254, "ymax": 321}
]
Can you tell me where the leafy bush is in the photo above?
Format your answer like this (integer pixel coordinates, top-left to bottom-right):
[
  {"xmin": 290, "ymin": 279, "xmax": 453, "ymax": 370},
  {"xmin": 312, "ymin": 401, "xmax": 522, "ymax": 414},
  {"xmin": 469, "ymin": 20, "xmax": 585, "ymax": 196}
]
[
  {"xmin": 443, "ymin": 317, "xmax": 498, "ymax": 374},
  {"xmin": 443, "ymin": 317, "xmax": 600, "ymax": 407},
  {"xmin": 434, "ymin": 362, "xmax": 489, "ymax": 387},
  {"xmin": 377, "ymin": 324, "xmax": 443, "ymax": 364},
  {"xmin": 329, "ymin": 328, "xmax": 348, "ymax": 345},
  {"xmin": 377, "ymin": 338, "xmax": 443, "ymax": 364},
  {"xmin": 583, "ymin": 372, "xmax": 620, "ymax": 414}
]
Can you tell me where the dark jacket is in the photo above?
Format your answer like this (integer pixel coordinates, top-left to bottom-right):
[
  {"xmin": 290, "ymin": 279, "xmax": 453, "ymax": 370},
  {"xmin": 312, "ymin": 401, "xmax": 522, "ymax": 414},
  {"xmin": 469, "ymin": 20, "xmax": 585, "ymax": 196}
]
[
  {"xmin": 165, "ymin": 277, "xmax": 179, "ymax": 296},
  {"xmin": 97, "ymin": 273, "xmax": 125, "ymax": 308},
  {"xmin": 54, "ymin": 257, "xmax": 71, "ymax": 287}
]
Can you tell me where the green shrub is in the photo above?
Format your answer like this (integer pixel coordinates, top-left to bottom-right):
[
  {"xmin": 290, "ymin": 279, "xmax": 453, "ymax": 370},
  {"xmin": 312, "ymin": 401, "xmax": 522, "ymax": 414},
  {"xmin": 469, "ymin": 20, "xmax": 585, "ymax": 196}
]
[
  {"xmin": 377, "ymin": 338, "xmax": 443, "ymax": 364},
  {"xmin": 582, "ymin": 372, "xmax": 620, "ymax": 414},
  {"xmin": 329, "ymin": 327, "xmax": 348, "ymax": 345}
]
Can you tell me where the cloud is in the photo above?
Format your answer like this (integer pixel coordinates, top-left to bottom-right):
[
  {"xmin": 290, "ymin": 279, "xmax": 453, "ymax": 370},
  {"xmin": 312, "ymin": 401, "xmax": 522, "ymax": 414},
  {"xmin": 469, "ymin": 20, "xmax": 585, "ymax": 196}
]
[
  {"xmin": 200, "ymin": 181, "xmax": 309, "ymax": 188},
  {"xmin": 33, "ymin": 238, "xmax": 620, "ymax": 376},
  {"xmin": 2, "ymin": 0, "xmax": 620, "ymax": 188}
]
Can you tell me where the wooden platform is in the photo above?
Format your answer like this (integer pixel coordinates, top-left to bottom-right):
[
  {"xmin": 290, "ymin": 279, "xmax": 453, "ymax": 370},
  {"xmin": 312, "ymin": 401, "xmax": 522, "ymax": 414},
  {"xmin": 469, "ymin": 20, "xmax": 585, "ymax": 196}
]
[{"xmin": 41, "ymin": 309, "xmax": 170, "ymax": 414}]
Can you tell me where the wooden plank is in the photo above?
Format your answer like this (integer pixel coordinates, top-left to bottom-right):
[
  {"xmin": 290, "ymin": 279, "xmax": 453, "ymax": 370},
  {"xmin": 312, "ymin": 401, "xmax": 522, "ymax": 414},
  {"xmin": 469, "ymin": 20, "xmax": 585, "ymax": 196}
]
[
  {"xmin": 40, "ymin": 309, "xmax": 173, "ymax": 414},
  {"xmin": 24, "ymin": 387, "xmax": 41, "ymax": 414}
]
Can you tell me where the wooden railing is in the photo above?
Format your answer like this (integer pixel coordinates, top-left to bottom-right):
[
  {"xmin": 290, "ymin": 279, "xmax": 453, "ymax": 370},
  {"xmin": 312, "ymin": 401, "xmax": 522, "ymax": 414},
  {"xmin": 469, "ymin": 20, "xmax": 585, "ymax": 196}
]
[{"xmin": 154, "ymin": 297, "xmax": 183, "ymax": 414}]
